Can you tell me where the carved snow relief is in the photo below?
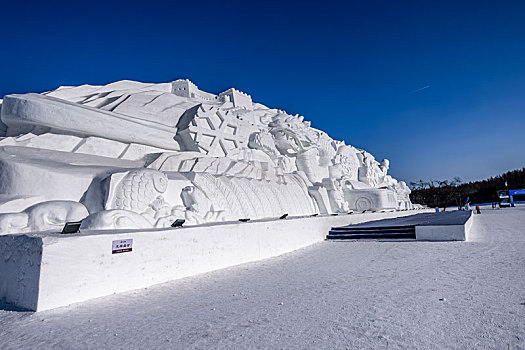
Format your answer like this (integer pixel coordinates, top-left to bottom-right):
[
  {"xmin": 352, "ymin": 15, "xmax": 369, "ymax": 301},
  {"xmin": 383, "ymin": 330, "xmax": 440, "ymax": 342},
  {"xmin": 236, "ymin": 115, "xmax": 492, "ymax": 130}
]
[{"xmin": 0, "ymin": 79, "xmax": 413, "ymax": 233}]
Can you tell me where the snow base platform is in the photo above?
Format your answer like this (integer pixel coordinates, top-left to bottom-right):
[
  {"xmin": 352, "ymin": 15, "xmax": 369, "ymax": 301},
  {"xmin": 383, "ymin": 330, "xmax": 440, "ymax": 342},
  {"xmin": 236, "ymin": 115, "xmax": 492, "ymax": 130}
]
[
  {"xmin": 0, "ymin": 210, "xmax": 428, "ymax": 312},
  {"xmin": 328, "ymin": 210, "xmax": 473, "ymax": 241}
]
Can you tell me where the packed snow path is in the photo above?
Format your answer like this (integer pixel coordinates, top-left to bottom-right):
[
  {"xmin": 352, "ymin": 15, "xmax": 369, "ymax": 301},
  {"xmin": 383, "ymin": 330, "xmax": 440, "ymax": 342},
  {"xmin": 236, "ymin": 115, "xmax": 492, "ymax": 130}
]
[
  {"xmin": 1, "ymin": 206, "xmax": 524, "ymax": 349},
  {"xmin": 334, "ymin": 210, "xmax": 473, "ymax": 228}
]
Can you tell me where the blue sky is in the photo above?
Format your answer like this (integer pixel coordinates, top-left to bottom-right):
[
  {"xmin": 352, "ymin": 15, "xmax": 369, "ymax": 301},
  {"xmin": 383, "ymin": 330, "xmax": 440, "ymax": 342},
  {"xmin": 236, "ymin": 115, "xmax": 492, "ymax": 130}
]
[{"xmin": 1, "ymin": 0, "xmax": 524, "ymax": 184}]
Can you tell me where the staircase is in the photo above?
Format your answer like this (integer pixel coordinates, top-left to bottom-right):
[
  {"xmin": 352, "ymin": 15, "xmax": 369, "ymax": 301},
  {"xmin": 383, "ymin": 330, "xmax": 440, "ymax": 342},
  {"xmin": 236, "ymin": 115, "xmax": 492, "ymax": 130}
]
[{"xmin": 327, "ymin": 225, "xmax": 416, "ymax": 240}]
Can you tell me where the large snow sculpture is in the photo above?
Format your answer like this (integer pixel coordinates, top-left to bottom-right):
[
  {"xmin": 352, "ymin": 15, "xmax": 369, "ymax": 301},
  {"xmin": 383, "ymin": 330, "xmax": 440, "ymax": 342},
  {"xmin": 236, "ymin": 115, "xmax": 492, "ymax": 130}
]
[{"xmin": 0, "ymin": 79, "xmax": 413, "ymax": 234}]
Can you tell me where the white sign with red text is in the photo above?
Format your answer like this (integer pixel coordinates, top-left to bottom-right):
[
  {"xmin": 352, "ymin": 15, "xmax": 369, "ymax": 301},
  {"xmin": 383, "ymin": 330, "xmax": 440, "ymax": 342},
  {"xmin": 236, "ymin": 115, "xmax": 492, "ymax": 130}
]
[{"xmin": 112, "ymin": 239, "xmax": 133, "ymax": 254}]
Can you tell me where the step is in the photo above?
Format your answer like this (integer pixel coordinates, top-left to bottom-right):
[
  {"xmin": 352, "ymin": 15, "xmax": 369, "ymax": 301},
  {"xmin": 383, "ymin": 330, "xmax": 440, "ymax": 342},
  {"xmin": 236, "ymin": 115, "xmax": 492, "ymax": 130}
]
[
  {"xmin": 328, "ymin": 230, "xmax": 415, "ymax": 237},
  {"xmin": 329, "ymin": 227, "xmax": 414, "ymax": 234},
  {"xmin": 330, "ymin": 225, "xmax": 415, "ymax": 232},
  {"xmin": 327, "ymin": 231, "xmax": 416, "ymax": 240},
  {"xmin": 327, "ymin": 224, "xmax": 416, "ymax": 240}
]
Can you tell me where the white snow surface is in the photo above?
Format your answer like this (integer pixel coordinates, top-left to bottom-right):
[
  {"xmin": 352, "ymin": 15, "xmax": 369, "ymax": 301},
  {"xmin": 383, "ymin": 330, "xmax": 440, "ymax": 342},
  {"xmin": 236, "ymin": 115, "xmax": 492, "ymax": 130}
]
[{"xmin": 1, "ymin": 206, "xmax": 524, "ymax": 349}]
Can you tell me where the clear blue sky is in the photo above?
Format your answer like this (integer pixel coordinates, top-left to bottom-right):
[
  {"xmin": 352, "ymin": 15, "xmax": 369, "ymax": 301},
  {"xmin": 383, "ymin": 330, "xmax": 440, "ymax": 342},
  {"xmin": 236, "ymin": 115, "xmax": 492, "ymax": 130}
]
[{"xmin": 1, "ymin": 0, "xmax": 524, "ymax": 184}]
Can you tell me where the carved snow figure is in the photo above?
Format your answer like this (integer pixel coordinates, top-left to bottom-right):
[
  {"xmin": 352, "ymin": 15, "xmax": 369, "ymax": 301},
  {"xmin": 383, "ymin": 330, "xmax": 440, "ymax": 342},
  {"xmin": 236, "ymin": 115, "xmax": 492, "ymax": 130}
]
[
  {"xmin": 378, "ymin": 159, "xmax": 394, "ymax": 187},
  {"xmin": 0, "ymin": 201, "xmax": 88, "ymax": 234},
  {"xmin": 335, "ymin": 145, "xmax": 360, "ymax": 181},
  {"xmin": 181, "ymin": 185, "xmax": 225, "ymax": 225},
  {"xmin": 317, "ymin": 133, "xmax": 336, "ymax": 167},
  {"xmin": 358, "ymin": 152, "xmax": 385, "ymax": 188},
  {"xmin": 80, "ymin": 209, "xmax": 154, "ymax": 230},
  {"xmin": 323, "ymin": 178, "xmax": 349, "ymax": 213},
  {"xmin": 100, "ymin": 169, "xmax": 177, "ymax": 227},
  {"xmin": 0, "ymin": 212, "xmax": 29, "ymax": 234},
  {"xmin": 181, "ymin": 186, "xmax": 211, "ymax": 216},
  {"xmin": 276, "ymin": 156, "xmax": 296, "ymax": 175},
  {"xmin": 268, "ymin": 114, "xmax": 334, "ymax": 184},
  {"xmin": 106, "ymin": 169, "xmax": 169, "ymax": 213},
  {"xmin": 380, "ymin": 159, "xmax": 389, "ymax": 176},
  {"xmin": 25, "ymin": 201, "xmax": 89, "ymax": 231},
  {"xmin": 323, "ymin": 159, "xmax": 351, "ymax": 213},
  {"xmin": 390, "ymin": 180, "xmax": 412, "ymax": 210}
]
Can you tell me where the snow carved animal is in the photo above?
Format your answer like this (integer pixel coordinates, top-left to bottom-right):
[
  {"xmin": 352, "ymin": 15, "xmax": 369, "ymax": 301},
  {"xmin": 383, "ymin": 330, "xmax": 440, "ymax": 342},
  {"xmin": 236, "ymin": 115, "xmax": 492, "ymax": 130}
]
[{"xmin": 106, "ymin": 169, "xmax": 169, "ymax": 214}]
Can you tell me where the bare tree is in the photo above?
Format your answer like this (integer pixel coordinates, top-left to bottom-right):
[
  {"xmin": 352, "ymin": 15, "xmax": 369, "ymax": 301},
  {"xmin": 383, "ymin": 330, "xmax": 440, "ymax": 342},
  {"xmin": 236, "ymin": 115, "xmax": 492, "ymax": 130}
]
[{"xmin": 409, "ymin": 177, "xmax": 462, "ymax": 210}]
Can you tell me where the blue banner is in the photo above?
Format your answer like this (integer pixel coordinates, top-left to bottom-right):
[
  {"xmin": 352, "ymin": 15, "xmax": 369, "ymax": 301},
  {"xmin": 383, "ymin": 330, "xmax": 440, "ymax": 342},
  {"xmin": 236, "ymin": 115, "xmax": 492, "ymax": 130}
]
[{"xmin": 510, "ymin": 189, "xmax": 525, "ymax": 196}]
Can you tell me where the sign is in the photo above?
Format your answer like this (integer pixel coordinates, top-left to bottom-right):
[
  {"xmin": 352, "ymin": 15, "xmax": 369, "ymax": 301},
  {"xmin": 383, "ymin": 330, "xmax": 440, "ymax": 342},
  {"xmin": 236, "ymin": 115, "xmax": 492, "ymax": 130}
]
[
  {"xmin": 61, "ymin": 221, "xmax": 82, "ymax": 234},
  {"xmin": 112, "ymin": 239, "xmax": 133, "ymax": 254},
  {"xmin": 510, "ymin": 189, "xmax": 525, "ymax": 196}
]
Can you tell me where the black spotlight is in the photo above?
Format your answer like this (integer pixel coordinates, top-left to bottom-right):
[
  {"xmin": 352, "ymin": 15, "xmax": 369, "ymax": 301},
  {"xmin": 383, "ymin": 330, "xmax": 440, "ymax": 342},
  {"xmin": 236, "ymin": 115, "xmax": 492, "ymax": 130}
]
[
  {"xmin": 331, "ymin": 213, "xmax": 338, "ymax": 216},
  {"xmin": 311, "ymin": 213, "xmax": 319, "ymax": 217},
  {"xmin": 279, "ymin": 213, "xmax": 288, "ymax": 219},
  {"xmin": 171, "ymin": 219, "xmax": 185, "ymax": 227},
  {"xmin": 239, "ymin": 218, "xmax": 250, "ymax": 222},
  {"xmin": 61, "ymin": 221, "xmax": 82, "ymax": 234}
]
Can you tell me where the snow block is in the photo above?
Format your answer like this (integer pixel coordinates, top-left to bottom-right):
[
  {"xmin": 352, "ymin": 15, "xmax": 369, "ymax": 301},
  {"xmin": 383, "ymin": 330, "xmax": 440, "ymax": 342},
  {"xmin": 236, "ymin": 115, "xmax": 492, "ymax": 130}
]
[
  {"xmin": 415, "ymin": 211, "xmax": 474, "ymax": 241},
  {"xmin": 0, "ymin": 234, "xmax": 43, "ymax": 311},
  {"xmin": 1, "ymin": 210, "xmax": 423, "ymax": 311}
]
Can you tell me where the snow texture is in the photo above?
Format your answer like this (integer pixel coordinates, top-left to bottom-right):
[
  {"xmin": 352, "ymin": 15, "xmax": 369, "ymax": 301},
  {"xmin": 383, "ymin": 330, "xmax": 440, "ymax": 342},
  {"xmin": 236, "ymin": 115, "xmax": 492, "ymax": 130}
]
[{"xmin": 0, "ymin": 205, "xmax": 524, "ymax": 349}]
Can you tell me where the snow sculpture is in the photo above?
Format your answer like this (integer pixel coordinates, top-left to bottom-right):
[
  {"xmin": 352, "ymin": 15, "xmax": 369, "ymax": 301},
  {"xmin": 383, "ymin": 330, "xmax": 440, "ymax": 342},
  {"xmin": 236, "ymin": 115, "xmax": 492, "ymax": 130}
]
[
  {"xmin": 0, "ymin": 78, "xmax": 414, "ymax": 234},
  {"xmin": 0, "ymin": 201, "xmax": 88, "ymax": 234}
]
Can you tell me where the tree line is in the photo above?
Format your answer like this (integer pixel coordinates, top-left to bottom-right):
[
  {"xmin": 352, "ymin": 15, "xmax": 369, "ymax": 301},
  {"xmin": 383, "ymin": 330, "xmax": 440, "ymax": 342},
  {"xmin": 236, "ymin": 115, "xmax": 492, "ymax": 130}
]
[{"xmin": 409, "ymin": 167, "xmax": 525, "ymax": 209}]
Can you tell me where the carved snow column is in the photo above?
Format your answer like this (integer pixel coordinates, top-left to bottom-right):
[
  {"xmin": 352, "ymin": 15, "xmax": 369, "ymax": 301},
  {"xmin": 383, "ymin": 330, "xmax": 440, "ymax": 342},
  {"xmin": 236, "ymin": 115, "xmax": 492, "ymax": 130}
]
[{"xmin": 308, "ymin": 186, "xmax": 332, "ymax": 214}]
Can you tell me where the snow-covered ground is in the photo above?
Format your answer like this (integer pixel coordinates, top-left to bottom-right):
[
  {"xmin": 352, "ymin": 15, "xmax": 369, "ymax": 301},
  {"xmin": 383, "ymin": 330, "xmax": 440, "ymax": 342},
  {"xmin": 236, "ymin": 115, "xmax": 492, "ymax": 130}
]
[{"xmin": 1, "ymin": 205, "xmax": 524, "ymax": 349}]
